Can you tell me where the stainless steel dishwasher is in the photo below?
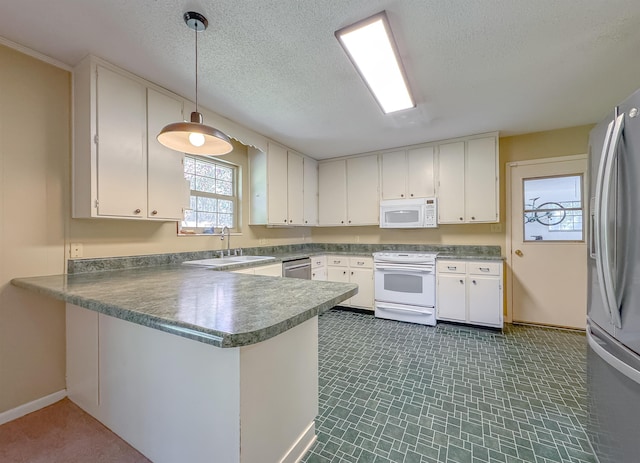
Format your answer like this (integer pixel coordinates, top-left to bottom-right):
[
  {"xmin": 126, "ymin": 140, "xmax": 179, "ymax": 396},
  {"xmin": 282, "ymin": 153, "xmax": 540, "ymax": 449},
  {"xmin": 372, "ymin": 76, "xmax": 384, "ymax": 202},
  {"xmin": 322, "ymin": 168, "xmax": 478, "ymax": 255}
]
[{"xmin": 282, "ymin": 258, "xmax": 311, "ymax": 279}]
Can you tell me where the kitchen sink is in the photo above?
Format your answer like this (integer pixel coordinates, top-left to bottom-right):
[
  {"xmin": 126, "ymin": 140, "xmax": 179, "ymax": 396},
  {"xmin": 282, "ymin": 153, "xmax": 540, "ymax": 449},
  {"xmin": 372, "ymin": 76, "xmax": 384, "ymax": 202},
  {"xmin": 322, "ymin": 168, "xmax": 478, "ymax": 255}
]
[{"xmin": 183, "ymin": 256, "xmax": 275, "ymax": 268}]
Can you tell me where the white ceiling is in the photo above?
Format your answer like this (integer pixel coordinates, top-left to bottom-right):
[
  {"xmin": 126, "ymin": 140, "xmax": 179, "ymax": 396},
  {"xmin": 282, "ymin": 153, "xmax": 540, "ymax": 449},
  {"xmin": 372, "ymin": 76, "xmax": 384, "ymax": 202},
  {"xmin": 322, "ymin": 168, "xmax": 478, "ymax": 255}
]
[{"xmin": 1, "ymin": 1, "xmax": 640, "ymax": 159}]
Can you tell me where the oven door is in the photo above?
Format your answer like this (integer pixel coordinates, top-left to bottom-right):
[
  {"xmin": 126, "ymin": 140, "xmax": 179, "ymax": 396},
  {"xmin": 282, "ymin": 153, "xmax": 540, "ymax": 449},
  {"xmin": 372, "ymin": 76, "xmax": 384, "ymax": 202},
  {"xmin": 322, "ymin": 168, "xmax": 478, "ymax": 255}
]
[{"xmin": 374, "ymin": 264, "xmax": 435, "ymax": 307}]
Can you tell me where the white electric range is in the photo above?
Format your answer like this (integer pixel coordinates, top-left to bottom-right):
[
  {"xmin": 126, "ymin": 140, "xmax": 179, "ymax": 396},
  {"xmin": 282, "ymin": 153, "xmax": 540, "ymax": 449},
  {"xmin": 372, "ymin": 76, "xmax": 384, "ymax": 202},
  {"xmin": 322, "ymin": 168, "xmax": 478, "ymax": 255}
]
[{"xmin": 373, "ymin": 251, "xmax": 438, "ymax": 326}]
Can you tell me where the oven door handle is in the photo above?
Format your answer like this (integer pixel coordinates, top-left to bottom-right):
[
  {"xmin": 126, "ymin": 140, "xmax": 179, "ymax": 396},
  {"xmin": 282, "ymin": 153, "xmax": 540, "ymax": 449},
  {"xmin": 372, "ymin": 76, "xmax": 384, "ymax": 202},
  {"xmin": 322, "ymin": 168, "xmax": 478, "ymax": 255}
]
[
  {"xmin": 375, "ymin": 264, "xmax": 434, "ymax": 273},
  {"xmin": 376, "ymin": 303, "xmax": 433, "ymax": 315}
]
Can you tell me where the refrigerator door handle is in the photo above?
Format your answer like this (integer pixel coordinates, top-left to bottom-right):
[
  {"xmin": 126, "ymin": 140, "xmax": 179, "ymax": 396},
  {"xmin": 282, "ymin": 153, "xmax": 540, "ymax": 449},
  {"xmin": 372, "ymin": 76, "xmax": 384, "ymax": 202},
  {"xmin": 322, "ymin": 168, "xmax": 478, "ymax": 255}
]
[
  {"xmin": 600, "ymin": 113, "xmax": 625, "ymax": 328},
  {"xmin": 587, "ymin": 324, "xmax": 640, "ymax": 385},
  {"xmin": 594, "ymin": 119, "xmax": 616, "ymax": 322}
]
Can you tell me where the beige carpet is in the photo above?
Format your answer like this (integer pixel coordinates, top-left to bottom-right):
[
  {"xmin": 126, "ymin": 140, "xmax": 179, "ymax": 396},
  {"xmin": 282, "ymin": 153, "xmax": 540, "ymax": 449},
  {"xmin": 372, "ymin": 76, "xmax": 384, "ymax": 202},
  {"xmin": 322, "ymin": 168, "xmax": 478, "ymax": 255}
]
[{"xmin": 0, "ymin": 398, "xmax": 151, "ymax": 463}]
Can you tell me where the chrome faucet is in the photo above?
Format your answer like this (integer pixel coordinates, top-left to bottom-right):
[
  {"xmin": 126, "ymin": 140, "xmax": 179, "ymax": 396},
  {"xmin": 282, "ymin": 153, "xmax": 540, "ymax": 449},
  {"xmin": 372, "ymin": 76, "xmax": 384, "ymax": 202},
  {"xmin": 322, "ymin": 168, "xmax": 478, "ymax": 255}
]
[{"xmin": 220, "ymin": 226, "xmax": 231, "ymax": 255}]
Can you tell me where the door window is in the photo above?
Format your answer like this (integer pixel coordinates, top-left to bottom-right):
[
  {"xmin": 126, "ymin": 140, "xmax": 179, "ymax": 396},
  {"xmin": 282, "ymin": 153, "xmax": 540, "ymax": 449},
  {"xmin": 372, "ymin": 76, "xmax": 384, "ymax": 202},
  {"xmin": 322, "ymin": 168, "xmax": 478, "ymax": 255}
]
[{"xmin": 522, "ymin": 175, "xmax": 584, "ymax": 242}]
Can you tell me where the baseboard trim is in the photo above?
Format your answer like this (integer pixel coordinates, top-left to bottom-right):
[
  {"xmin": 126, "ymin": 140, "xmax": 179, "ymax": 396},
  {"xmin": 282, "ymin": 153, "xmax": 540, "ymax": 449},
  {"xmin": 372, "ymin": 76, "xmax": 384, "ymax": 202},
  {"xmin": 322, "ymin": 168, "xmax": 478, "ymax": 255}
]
[
  {"xmin": 280, "ymin": 421, "xmax": 316, "ymax": 463},
  {"xmin": 0, "ymin": 390, "xmax": 67, "ymax": 426}
]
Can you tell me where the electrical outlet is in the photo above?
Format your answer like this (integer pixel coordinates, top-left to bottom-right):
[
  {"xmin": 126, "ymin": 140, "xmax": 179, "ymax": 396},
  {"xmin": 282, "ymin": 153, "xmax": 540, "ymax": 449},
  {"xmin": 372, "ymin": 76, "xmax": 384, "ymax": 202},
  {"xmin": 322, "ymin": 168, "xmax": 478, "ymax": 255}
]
[
  {"xmin": 490, "ymin": 224, "xmax": 503, "ymax": 233},
  {"xmin": 70, "ymin": 243, "xmax": 83, "ymax": 258}
]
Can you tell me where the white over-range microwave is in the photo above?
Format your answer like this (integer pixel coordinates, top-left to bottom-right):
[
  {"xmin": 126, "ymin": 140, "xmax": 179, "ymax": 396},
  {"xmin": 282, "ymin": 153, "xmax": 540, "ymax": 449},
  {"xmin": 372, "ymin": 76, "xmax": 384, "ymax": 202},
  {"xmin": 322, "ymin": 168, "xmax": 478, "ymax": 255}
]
[{"xmin": 379, "ymin": 198, "xmax": 438, "ymax": 228}]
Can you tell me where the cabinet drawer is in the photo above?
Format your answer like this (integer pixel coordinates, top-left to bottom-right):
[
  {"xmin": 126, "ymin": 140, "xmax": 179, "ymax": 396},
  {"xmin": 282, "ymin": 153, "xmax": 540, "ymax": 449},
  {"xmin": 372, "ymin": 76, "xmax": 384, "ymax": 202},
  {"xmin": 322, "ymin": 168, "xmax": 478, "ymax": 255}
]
[
  {"xmin": 349, "ymin": 257, "xmax": 372, "ymax": 269},
  {"xmin": 438, "ymin": 261, "xmax": 466, "ymax": 274},
  {"xmin": 327, "ymin": 256, "xmax": 348, "ymax": 267},
  {"xmin": 311, "ymin": 255, "xmax": 326, "ymax": 268},
  {"xmin": 468, "ymin": 262, "xmax": 501, "ymax": 276}
]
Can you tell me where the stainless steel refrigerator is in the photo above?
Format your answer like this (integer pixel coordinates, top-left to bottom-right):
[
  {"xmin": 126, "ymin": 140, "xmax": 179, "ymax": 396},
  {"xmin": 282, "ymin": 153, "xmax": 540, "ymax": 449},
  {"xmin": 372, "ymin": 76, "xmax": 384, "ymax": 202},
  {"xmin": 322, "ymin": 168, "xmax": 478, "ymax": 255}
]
[{"xmin": 587, "ymin": 88, "xmax": 640, "ymax": 463}]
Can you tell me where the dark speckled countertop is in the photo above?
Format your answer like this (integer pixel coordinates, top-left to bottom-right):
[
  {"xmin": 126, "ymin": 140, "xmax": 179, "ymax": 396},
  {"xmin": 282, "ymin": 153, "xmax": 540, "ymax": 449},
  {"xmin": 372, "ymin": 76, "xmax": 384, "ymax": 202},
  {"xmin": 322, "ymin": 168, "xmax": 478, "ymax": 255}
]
[{"xmin": 11, "ymin": 265, "xmax": 357, "ymax": 348}]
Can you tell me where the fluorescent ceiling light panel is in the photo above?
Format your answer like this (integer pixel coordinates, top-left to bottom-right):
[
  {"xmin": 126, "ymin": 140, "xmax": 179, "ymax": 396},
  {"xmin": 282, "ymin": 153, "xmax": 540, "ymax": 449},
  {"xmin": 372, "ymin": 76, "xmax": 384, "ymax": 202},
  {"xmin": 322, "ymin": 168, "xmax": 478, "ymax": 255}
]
[{"xmin": 336, "ymin": 11, "xmax": 415, "ymax": 114}]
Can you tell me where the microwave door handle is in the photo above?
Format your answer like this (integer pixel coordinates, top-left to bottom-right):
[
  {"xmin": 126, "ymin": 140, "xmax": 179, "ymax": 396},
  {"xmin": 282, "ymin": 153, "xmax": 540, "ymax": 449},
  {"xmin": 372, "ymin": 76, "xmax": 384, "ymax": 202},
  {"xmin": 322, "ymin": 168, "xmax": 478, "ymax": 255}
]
[{"xmin": 594, "ymin": 118, "xmax": 615, "ymax": 323}]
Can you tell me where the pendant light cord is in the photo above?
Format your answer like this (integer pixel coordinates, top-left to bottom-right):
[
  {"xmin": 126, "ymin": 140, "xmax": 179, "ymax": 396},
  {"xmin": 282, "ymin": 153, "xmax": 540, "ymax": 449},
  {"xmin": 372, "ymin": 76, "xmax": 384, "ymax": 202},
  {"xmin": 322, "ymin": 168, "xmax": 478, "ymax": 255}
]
[{"xmin": 195, "ymin": 21, "xmax": 199, "ymax": 113}]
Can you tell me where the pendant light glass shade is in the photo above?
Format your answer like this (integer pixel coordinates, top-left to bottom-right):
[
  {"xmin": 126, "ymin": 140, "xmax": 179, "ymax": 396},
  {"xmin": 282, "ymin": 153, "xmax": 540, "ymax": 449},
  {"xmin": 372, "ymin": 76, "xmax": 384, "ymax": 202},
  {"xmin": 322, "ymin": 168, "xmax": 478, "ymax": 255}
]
[{"xmin": 157, "ymin": 11, "xmax": 233, "ymax": 156}]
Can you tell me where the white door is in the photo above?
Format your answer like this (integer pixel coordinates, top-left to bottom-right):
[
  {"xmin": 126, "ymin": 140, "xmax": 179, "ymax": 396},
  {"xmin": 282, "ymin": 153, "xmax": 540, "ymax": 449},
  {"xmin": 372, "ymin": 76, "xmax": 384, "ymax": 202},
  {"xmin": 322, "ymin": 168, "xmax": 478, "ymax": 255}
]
[
  {"xmin": 146, "ymin": 88, "xmax": 189, "ymax": 220},
  {"xmin": 437, "ymin": 142, "xmax": 465, "ymax": 223},
  {"xmin": 508, "ymin": 156, "xmax": 588, "ymax": 329},
  {"xmin": 350, "ymin": 268, "xmax": 373, "ymax": 309},
  {"xmin": 267, "ymin": 143, "xmax": 288, "ymax": 225},
  {"xmin": 302, "ymin": 157, "xmax": 318, "ymax": 226},
  {"xmin": 466, "ymin": 137, "xmax": 498, "ymax": 222},
  {"xmin": 318, "ymin": 160, "xmax": 347, "ymax": 225},
  {"xmin": 96, "ymin": 65, "xmax": 147, "ymax": 218},
  {"xmin": 437, "ymin": 274, "xmax": 466, "ymax": 322},
  {"xmin": 380, "ymin": 150, "xmax": 407, "ymax": 199},
  {"xmin": 287, "ymin": 151, "xmax": 304, "ymax": 225},
  {"xmin": 468, "ymin": 277, "xmax": 501, "ymax": 326},
  {"xmin": 347, "ymin": 155, "xmax": 379, "ymax": 225},
  {"xmin": 407, "ymin": 146, "xmax": 435, "ymax": 198}
]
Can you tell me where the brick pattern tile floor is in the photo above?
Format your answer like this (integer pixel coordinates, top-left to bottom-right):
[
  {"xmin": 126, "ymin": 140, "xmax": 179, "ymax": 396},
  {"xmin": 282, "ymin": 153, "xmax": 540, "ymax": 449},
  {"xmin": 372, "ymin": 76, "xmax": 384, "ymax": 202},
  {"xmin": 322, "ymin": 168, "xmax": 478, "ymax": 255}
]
[{"xmin": 302, "ymin": 309, "xmax": 596, "ymax": 463}]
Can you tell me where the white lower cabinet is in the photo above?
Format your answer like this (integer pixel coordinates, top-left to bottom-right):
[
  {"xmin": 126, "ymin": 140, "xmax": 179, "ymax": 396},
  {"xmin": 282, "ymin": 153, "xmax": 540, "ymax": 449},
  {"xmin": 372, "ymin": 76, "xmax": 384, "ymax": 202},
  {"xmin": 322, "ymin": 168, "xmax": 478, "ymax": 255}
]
[
  {"xmin": 311, "ymin": 255, "xmax": 327, "ymax": 281},
  {"xmin": 325, "ymin": 255, "xmax": 373, "ymax": 310},
  {"xmin": 436, "ymin": 260, "xmax": 503, "ymax": 328}
]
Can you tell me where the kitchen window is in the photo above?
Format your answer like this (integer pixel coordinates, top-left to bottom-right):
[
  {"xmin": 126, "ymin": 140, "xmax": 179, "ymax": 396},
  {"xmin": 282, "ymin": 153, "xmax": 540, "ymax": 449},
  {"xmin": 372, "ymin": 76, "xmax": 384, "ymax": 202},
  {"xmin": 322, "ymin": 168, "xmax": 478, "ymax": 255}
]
[{"xmin": 180, "ymin": 156, "xmax": 238, "ymax": 234}]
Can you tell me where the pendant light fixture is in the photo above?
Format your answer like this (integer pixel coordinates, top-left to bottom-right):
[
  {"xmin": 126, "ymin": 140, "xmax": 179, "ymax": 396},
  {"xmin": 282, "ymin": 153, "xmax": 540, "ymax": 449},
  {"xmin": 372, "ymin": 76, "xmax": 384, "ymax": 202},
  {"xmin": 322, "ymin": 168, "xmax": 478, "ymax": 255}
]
[{"xmin": 157, "ymin": 11, "xmax": 233, "ymax": 155}]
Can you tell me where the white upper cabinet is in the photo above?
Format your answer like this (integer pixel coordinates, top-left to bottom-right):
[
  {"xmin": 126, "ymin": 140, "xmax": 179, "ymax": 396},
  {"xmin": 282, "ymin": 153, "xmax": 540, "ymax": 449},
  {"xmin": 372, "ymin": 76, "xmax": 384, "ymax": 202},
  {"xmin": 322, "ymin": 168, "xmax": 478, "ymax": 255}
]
[
  {"xmin": 318, "ymin": 160, "xmax": 348, "ymax": 226},
  {"xmin": 381, "ymin": 146, "xmax": 435, "ymax": 200},
  {"xmin": 437, "ymin": 135, "xmax": 499, "ymax": 224},
  {"xmin": 407, "ymin": 146, "xmax": 436, "ymax": 198},
  {"xmin": 146, "ymin": 88, "xmax": 190, "ymax": 220},
  {"xmin": 303, "ymin": 157, "xmax": 318, "ymax": 226},
  {"xmin": 437, "ymin": 142, "xmax": 466, "ymax": 223},
  {"xmin": 318, "ymin": 155, "xmax": 379, "ymax": 226},
  {"xmin": 249, "ymin": 142, "xmax": 314, "ymax": 226},
  {"xmin": 287, "ymin": 150, "xmax": 304, "ymax": 225},
  {"xmin": 465, "ymin": 137, "xmax": 498, "ymax": 222},
  {"xmin": 267, "ymin": 142, "xmax": 289, "ymax": 225},
  {"xmin": 346, "ymin": 155, "xmax": 379, "ymax": 225},
  {"xmin": 380, "ymin": 151, "xmax": 406, "ymax": 199},
  {"xmin": 73, "ymin": 56, "xmax": 188, "ymax": 221}
]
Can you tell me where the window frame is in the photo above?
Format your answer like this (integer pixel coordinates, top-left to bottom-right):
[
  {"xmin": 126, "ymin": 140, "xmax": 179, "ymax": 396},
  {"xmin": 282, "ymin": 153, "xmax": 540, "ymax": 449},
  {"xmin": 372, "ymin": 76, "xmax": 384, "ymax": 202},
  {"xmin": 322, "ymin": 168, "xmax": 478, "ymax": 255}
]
[{"xmin": 179, "ymin": 155, "xmax": 240, "ymax": 235}]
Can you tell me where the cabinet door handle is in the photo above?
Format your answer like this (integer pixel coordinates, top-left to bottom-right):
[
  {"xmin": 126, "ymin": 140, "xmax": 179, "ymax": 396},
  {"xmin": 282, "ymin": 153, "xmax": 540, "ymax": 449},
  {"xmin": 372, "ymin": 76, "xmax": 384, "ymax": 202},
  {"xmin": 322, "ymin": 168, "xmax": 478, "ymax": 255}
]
[
  {"xmin": 341, "ymin": 220, "xmax": 344, "ymax": 224},
  {"xmin": 343, "ymin": 271, "xmax": 347, "ymax": 275},
  {"xmin": 351, "ymin": 271, "xmax": 354, "ymax": 275},
  {"xmin": 459, "ymin": 217, "xmax": 464, "ymax": 221},
  {"xmin": 410, "ymin": 193, "xmax": 414, "ymax": 197},
  {"xmin": 447, "ymin": 266, "xmax": 457, "ymax": 270},
  {"xmin": 471, "ymin": 216, "xmax": 476, "ymax": 220},
  {"xmin": 333, "ymin": 260, "xmax": 341, "ymax": 264},
  {"xmin": 479, "ymin": 267, "xmax": 490, "ymax": 272},
  {"xmin": 459, "ymin": 279, "xmax": 464, "ymax": 284},
  {"xmin": 151, "ymin": 210, "xmax": 158, "ymax": 215},
  {"xmin": 472, "ymin": 280, "xmax": 477, "ymax": 285},
  {"xmin": 134, "ymin": 209, "xmax": 141, "ymax": 214},
  {"xmin": 357, "ymin": 261, "xmax": 364, "ymax": 266},
  {"xmin": 401, "ymin": 194, "xmax": 404, "ymax": 198}
]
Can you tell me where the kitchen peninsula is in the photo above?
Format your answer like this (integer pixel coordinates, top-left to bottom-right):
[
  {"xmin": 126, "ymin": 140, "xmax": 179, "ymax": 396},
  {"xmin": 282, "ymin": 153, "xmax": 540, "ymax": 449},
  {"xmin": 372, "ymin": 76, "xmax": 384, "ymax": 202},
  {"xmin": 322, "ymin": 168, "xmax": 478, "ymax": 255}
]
[{"xmin": 12, "ymin": 265, "xmax": 357, "ymax": 463}]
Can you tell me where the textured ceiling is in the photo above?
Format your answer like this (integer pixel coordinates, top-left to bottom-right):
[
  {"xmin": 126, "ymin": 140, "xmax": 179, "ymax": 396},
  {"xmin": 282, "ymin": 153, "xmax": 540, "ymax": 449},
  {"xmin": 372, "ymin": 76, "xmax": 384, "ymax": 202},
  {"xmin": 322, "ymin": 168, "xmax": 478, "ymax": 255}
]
[{"xmin": 1, "ymin": 0, "xmax": 640, "ymax": 159}]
